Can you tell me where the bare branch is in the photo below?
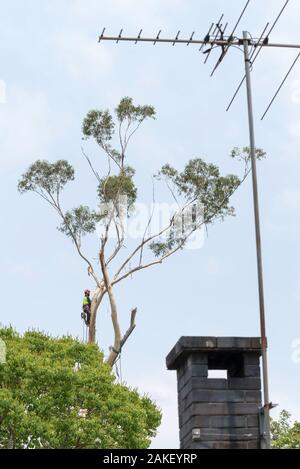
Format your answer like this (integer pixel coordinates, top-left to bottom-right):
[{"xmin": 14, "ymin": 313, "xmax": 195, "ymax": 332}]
[
  {"xmin": 118, "ymin": 120, "xmax": 125, "ymax": 167},
  {"xmin": 112, "ymin": 259, "xmax": 164, "ymax": 286},
  {"xmin": 100, "ymin": 249, "xmax": 122, "ymax": 367},
  {"xmin": 120, "ymin": 307, "xmax": 137, "ymax": 349},
  {"xmin": 113, "ymin": 214, "xmax": 175, "ymax": 281},
  {"xmin": 139, "ymin": 176, "xmax": 156, "ymax": 266},
  {"xmin": 100, "ymin": 207, "xmax": 115, "ymax": 252},
  {"xmin": 81, "ymin": 147, "xmax": 101, "ymax": 183},
  {"xmin": 112, "ymin": 160, "xmax": 252, "ymax": 286},
  {"xmin": 107, "ymin": 307, "xmax": 137, "ymax": 367},
  {"xmin": 122, "ymin": 116, "xmax": 132, "ymax": 157},
  {"xmin": 165, "ymin": 177, "xmax": 181, "ymax": 209},
  {"xmin": 106, "ymin": 213, "xmax": 126, "ymax": 266},
  {"xmin": 53, "ymin": 195, "xmax": 101, "ymax": 287},
  {"xmin": 105, "ymin": 144, "xmax": 122, "ymax": 170},
  {"xmin": 113, "ymin": 196, "xmax": 194, "ymax": 280},
  {"xmin": 124, "ymin": 119, "xmax": 145, "ymax": 152},
  {"xmin": 32, "ymin": 189, "xmax": 57, "ymax": 210}
]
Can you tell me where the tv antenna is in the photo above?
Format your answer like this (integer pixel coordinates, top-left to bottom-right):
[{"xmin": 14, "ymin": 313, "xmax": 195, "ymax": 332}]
[{"xmin": 98, "ymin": 0, "xmax": 299, "ymax": 449}]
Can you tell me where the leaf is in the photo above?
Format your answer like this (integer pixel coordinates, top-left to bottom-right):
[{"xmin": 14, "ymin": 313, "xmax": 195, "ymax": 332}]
[
  {"xmin": 18, "ymin": 160, "xmax": 74, "ymax": 200},
  {"xmin": 115, "ymin": 97, "xmax": 156, "ymax": 123},
  {"xmin": 58, "ymin": 206, "xmax": 98, "ymax": 242}
]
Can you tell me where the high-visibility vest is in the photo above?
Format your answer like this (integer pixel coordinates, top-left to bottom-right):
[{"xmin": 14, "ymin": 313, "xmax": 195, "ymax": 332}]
[{"xmin": 83, "ymin": 296, "xmax": 90, "ymax": 306}]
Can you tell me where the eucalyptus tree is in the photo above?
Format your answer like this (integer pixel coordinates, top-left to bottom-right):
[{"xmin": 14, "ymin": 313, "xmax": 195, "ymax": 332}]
[{"xmin": 18, "ymin": 97, "xmax": 265, "ymax": 366}]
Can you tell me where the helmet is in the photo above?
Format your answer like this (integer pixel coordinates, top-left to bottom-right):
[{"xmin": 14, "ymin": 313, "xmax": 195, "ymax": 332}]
[{"xmin": 84, "ymin": 289, "xmax": 91, "ymax": 295}]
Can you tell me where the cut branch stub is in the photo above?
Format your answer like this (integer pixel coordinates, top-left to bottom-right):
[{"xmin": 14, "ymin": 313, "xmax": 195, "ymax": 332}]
[{"xmin": 107, "ymin": 307, "xmax": 138, "ymax": 367}]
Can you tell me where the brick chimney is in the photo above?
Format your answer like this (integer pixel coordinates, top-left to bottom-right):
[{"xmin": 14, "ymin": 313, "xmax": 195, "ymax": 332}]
[{"xmin": 166, "ymin": 337, "xmax": 262, "ymax": 449}]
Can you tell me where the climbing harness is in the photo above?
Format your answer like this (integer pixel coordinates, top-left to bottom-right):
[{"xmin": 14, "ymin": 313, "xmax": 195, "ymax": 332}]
[
  {"xmin": 114, "ymin": 352, "xmax": 123, "ymax": 384},
  {"xmin": 109, "ymin": 345, "xmax": 121, "ymax": 355},
  {"xmin": 81, "ymin": 312, "xmax": 89, "ymax": 343}
]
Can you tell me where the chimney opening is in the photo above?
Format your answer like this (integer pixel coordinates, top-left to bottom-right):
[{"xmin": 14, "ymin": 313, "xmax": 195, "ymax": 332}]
[{"xmin": 208, "ymin": 369, "xmax": 228, "ymax": 379}]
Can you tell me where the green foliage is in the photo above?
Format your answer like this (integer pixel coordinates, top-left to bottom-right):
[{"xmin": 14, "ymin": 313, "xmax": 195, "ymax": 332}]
[
  {"xmin": 271, "ymin": 410, "xmax": 300, "ymax": 449},
  {"xmin": 82, "ymin": 109, "xmax": 121, "ymax": 162},
  {"xmin": 115, "ymin": 96, "xmax": 156, "ymax": 123},
  {"xmin": 18, "ymin": 160, "xmax": 74, "ymax": 198},
  {"xmin": 81, "ymin": 97, "xmax": 155, "ymax": 217},
  {"xmin": 98, "ymin": 166, "xmax": 137, "ymax": 210},
  {"xmin": 149, "ymin": 237, "xmax": 179, "ymax": 258},
  {"xmin": 150, "ymin": 147, "xmax": 266, "ymax": 257},
  {"xmin": 150, "ymin": 158, "xmax": 240, "ymax": 257},
  {"xmin": 231, "ymin": 146, "xmax": 266, "ymax": 162},
  {"xmin": 82, "ymin": 97, "xmax": 155, "ymax": 169},
  {"xmin": 0, "ymin": 328, "xmax": 161, "ymax": 449},
  {"xmin": 149, "ymin": 241, "xmax": 170, "ymax": 257},
  {"xmin": 157, "ymin": 159, "xmax": 240, "ymax": 214},
  {"xmin": 82, "ymin": 109, "xmax": 115, "ymax": 143},
  {"xmin": 58, "ymin": 205, "xmax": 100, "ymax": 242}
]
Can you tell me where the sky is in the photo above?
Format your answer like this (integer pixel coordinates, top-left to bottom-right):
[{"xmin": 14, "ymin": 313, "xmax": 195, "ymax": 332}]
[{"xmin": 1, "ymin": 0, "xmax": 300, "ymax": 448}]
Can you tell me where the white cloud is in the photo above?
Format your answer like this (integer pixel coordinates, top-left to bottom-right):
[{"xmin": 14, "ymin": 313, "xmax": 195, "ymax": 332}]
[
  {"xmin": 71, "ymin": 0, "xmax": 184, "ymax": 29},
  {"xmin": 0, "ymin": 88, "xmax": 50, "ymax": 169},
  {"xmin": 54, "ymin": 30, "xmax": 114, "ymax": 82},
  {"xmin": 280, "ymin": 188, "xmax": 300, "ymax": 211},
  {"xmin": 51, "ymin": 0, "xmax": 185, "ymax": 87}
]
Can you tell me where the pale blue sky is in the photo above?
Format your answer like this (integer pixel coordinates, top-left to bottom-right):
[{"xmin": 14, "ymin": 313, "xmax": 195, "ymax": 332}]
[{"xmin": 1, "ymin": 0, "xmax": 300, "ymax": 448}]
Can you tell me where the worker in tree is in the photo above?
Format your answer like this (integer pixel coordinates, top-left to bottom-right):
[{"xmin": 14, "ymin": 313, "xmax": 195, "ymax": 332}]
[{"xmin": 81, "ymin": 289, "xmax": 91, "ymax": 326}]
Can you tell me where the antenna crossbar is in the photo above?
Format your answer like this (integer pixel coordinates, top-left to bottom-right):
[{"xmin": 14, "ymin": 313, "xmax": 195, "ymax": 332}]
[
  {"xmin": 99, "ymin": 34, "xmax": 300, "ymax": 50},
  {"xmin": 99, "ymin": 34, "xmax": 240, "ymax": 47}
]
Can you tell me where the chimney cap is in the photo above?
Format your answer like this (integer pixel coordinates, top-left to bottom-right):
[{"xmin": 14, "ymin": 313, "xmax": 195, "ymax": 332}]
[{"xmin": 166, "ymin": 336, "xmax": 262, "ymax": 370}]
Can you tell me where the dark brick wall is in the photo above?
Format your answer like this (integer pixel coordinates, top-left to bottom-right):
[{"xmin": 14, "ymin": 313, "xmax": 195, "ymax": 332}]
[{"xmin": 166, "ymin": 337, "xmax": 262, "ymax": 449}]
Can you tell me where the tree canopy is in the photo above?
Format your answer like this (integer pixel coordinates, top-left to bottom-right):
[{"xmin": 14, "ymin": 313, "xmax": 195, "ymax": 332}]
[
  {"xmin": 271, "ymin": 409, "xmax": 300, "ymax": 449},
  {"xmin": 17, "ymin": 97, "xmax": 266, "ymax": 364},
  {"xmin": 0, "ymin": 327, "xmax": 161, "ymax": 449}
]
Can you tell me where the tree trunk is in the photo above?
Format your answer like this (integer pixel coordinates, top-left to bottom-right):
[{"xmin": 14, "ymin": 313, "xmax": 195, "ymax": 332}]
[
  {"xmin": 105, "ymin": 286, "xmax": 121, "ymax": 367},
  {"xmin": 88, "ymin": 286, "xmax": 106, "ymax": 343},
  {"xmin": 99, "ymin": 251, "xmax": 122, "ymax": 367}
]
